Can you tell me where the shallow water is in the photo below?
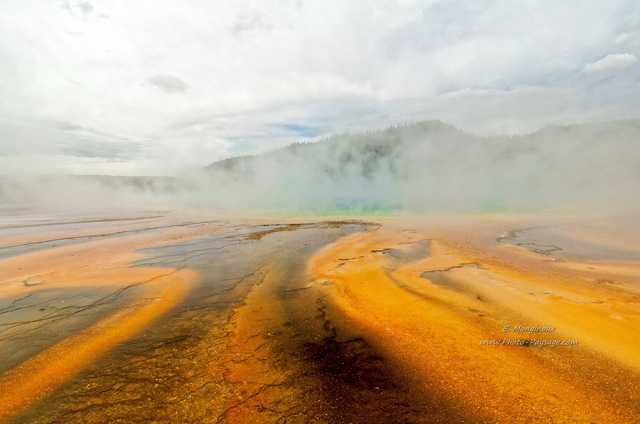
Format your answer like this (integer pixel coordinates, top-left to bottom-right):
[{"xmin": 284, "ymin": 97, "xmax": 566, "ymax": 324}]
[{"xmin": 497, "ymin": 218, "xmax": 640, "ymax": 261}]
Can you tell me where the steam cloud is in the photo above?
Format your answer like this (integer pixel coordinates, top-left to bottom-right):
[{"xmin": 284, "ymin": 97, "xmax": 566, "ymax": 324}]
[{"xmin": 1, "ymin": 120, "xmax": 639, "ymax": 216}]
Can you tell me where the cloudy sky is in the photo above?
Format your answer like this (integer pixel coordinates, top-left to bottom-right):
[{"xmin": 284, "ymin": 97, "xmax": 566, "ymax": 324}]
[{"xmin": 1, "ymin": 0, "xmax": 639, "ymax": 175}]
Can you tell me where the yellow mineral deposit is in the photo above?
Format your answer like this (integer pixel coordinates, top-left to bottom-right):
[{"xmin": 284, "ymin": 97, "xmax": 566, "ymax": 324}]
[
  {"xmin": 0, "ymin": 267, "xmax": 196, "ymax": 420},
  {"xmin": 0, "ymin": 218, "xmax": 228, "ymax": 419},
  {"xmin": 310, "ymin": 218, "xmax": 640, "ymax": 423},
  {"xmin": 1, "ymin": 214, "xmax": 639, "ymax": 423}
]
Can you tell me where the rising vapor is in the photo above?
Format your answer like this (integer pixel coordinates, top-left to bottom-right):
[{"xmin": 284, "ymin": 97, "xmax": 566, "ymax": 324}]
[
  {"xmin": 187, "ymin": 119, "xmax": 640, "ymax": 214},
  {"xmin": 2, "ymin": 120, "xmax": 638, "ymax": 215}
]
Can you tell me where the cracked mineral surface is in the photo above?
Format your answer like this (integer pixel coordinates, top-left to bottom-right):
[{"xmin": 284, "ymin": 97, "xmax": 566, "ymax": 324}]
[{"xmin": 0, "ymin": 210, "xmax": 639, "ymax": 423}]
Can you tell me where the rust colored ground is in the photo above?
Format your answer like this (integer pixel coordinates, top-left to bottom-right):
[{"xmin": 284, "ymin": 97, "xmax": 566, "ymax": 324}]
[
  {"xmin": 0, "ymin": 213, "xmax": 228, "ymax": 419},
  {"xmin": 1, "ymin": 212, "xmax": 639, "ymax": 423},
  {"xmin": 310, "ymin": 217, "xmax": 640, "ymax": 423},
  {"xmin": 0, "ymin": 268, "xmax": 196, "ymax": 419}
]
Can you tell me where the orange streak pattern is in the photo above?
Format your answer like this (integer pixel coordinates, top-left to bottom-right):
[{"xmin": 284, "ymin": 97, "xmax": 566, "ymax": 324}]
[
  {"xmin": 310, "ymin": 225, "xmax": 640, "ymax": 423},
  {"xmin": 0, "ymin": 269, "xmax": 196, "ymax": 420}
]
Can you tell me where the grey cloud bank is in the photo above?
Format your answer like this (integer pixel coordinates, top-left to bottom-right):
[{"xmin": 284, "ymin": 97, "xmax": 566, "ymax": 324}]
[
  {"xmin": 147, "ymin": 75, "xmax": 189, "ymax": 94},
  {"xmin": 0, "ymin": 1, "xmax": 638, "ymax": 176}
]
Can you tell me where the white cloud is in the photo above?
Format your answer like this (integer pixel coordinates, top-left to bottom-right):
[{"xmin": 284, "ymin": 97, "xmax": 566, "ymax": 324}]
[
  {"xmin": 0, "ymin": 0, "xmax": 639, "ymax": 175},
  {"xmin": 582, "ymin": 53, "xmax": 639, "ymax": 75}
]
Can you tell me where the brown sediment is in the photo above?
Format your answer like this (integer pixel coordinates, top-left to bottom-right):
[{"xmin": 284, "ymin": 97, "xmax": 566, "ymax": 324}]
[
  {"xmin": 0, "ymin": 267, "xmax": 196, "ymax": 420},
  {"xmin": 1, "ymin": 213, "xmax": 639, "ymax": 423},
  {"xmin": 3, "ymin": 218, "xmax": 413, "ymax": 423},
  {"xmin": 242, "ymin": 223, "xmax": 306, "ymax": 240},
  {"xmin": 203, "ymin": 223, "xmax": 443, "ymax": 423},
  {"xmin": 0, "ymin": 215, "xmax": 229, "ymax": 419},
  {"xmin": 309, "ymin": 221, "xmax": 640, "ymax": 423},
  {"xmin": 0, "ymin": 219, "xmax": 229, "ymax": 297},
  {"xmin": 241, "ymin": 221, "xmax": 357, "ymax": 240}
]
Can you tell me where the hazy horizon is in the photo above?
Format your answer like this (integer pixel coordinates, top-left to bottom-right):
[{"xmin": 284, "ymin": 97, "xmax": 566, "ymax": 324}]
[
  {"xmin": 2, "ymin": 119, "xmax": 639, "ymax": 216},
  {"xmin": 1, "ymin": 117, "xmax": 639, "ymax": 178}
]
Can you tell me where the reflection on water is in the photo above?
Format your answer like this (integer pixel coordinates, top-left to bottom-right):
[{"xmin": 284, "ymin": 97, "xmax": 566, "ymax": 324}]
[{"xmin": 497, "ymin": 219, "xmax": 640, "ymax": 261}]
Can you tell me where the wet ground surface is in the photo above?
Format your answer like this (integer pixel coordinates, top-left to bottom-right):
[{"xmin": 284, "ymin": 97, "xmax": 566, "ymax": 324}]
[
  {"xmin": 1, "ymin": 213, "xmax": 445, "ymax": 423},
  {"xmin": 1, "ymin": 211, "xmax": 639, "ymax": 423},
  {"xmin": 0, "ymin": 285, "xmax": 141, "ymax": 375},
  {"xmin": 497, "ymin": 218, "xmax": 640, "ymax": 261},
  {"xmin": 0, "ymin": 214, "xmax": 222, "ymax": 260}
]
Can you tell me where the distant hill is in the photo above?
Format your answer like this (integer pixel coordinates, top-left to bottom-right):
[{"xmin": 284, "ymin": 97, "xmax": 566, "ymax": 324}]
[
  {"xmin": 205, "ymin": 120, "xmax": 476, "ymax": 181},
  {"xmin": 198, "ymin": 119, "xmax": 640, "ymax": 213}
]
